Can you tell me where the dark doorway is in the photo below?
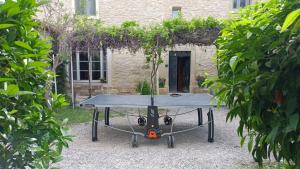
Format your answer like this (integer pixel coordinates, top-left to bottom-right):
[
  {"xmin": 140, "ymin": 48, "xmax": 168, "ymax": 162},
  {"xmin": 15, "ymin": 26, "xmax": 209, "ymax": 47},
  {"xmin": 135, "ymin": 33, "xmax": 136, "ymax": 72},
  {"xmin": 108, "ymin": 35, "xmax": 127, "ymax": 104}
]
[{"xmin": 169, "ymin": 51, "xmax": 191, "ymax": 93}]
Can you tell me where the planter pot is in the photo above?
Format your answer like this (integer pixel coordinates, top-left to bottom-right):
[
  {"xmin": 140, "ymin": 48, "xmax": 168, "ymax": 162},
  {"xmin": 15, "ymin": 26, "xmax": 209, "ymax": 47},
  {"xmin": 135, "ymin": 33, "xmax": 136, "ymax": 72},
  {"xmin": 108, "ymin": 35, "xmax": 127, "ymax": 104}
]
[
  {"xmin": 159, "ymin": 88, "xmax": 168, "ymax": 95},
  {"xmin": 193, "ymin": 87, "xmax": 209, "ymax": 93}
]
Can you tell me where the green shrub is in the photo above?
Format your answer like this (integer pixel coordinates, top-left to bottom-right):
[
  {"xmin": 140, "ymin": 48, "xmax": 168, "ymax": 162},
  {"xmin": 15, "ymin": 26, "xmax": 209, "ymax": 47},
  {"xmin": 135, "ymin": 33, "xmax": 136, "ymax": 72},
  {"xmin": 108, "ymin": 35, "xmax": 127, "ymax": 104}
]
[
  {"xmin": 136, "ymin": 80, "xmax": 151, "ymax": 95},
  {"xmin": 0, "ymin": 0, "xmax": 71, "ymax": 168},
  {"xmin": 208, "ymin": 0, "xmax": 300, "ymax": 167}
]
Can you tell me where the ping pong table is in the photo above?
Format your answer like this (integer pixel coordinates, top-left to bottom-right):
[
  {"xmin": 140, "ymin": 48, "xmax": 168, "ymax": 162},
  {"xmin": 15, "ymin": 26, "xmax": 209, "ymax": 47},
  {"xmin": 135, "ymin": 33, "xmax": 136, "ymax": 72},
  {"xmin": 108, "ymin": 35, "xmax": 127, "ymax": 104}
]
[{"xmin": 80, "ymin": 93, "xmax": 218, "ymax": 148}]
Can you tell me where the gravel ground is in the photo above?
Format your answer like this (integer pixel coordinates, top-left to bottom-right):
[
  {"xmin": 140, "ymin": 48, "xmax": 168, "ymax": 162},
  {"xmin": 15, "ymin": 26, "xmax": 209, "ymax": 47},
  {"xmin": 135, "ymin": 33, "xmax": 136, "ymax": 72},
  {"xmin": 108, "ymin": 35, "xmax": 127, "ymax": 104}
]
[{"xmin": 56, "ymin": 108, "xmax": 258, "ymax": 169}]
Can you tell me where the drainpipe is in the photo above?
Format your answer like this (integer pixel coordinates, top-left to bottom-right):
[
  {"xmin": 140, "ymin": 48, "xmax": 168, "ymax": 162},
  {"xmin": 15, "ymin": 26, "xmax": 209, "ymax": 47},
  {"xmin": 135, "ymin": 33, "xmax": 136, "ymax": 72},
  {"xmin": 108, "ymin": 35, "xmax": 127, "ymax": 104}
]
[
  {"xmin": 53, "ymin": 54, "xmax": 57, "ymax": 94},
  {"xmin": 156, "ymin": 69, "xmax": 159, "ymax": 95},
  {"xmin": 88, "ymin": 47, "xmax": 92, "ymax": 98},
  {"xmin": 70, "ymin": 52, "xmax": 75, "ymax": 109}
]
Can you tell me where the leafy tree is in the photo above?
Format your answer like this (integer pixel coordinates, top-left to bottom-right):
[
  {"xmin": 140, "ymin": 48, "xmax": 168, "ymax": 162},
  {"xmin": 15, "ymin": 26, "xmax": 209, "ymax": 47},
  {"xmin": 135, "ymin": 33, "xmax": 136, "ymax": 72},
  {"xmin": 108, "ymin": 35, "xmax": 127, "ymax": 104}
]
[
  {"xmin": 208, "ymin": 0, "xmax": 300, "ymax": 167},
  {"xmin": 0, "ymin": 0, "xmax": 71, "ymax": 168}
]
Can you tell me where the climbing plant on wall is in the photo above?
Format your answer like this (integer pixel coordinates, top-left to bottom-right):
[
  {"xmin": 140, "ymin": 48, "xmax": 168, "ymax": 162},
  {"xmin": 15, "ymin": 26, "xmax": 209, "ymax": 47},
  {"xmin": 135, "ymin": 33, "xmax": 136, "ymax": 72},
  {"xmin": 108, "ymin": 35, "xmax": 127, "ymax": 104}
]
[
  {"xmin": 41, "ymin": 13, "xmax": 222, "ymax": 96},
  {"xmin": 207, "ymin": 0, "xmax": 300, "ymax": 167}
]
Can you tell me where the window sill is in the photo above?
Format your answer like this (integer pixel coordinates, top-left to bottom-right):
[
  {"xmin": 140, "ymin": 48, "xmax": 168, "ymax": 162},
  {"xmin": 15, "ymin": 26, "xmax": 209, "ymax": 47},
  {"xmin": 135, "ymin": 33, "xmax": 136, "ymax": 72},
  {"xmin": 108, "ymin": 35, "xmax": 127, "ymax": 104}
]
[
  {"xmin": 74, "ymin": 81, "xmax": 108, "ymax": 85},
  {"xmin": 231, "ymin": 9, "xmax": 239, "ymax": 13},
  {"xmin": 74, "ymin": 14, "xmax": 99, "ymax": 19}
]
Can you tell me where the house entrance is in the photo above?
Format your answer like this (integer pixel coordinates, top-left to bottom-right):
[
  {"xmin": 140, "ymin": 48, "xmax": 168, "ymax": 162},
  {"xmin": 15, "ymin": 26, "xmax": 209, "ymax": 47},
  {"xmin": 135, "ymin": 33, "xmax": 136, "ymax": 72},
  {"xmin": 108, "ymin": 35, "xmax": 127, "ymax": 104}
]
[{"xmin": 169, "ymin": 51, "xmax": 191, "ymax": 93}]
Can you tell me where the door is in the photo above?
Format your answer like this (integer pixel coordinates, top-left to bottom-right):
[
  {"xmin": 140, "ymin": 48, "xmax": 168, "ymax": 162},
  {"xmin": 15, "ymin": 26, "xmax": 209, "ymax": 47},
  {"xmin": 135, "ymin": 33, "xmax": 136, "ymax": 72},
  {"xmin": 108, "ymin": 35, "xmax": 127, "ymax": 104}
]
[
  {"xmin": 169, "ymin": 54, "xmax": 177, "ymax": 93},
  {"xmin": 169, "ymin": 51, "xmax": 191, "ymax": 93}
]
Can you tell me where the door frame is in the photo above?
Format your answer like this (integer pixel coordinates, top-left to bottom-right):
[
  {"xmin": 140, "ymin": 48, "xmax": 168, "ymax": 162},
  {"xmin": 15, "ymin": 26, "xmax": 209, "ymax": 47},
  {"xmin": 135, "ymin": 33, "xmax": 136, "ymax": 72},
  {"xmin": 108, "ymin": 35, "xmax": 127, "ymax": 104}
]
[{"xmin": 168, "ymin": 51, "xmax": 191, "ymax": 93}]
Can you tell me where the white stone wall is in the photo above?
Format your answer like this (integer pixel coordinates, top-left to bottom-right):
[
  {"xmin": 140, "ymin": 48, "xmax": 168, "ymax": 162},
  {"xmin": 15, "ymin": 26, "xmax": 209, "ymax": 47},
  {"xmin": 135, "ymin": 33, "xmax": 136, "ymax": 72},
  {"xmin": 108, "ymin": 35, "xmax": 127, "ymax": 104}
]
[{"xmin": 99, "ymin": 0, "xmax": 231, "ymax": 26}]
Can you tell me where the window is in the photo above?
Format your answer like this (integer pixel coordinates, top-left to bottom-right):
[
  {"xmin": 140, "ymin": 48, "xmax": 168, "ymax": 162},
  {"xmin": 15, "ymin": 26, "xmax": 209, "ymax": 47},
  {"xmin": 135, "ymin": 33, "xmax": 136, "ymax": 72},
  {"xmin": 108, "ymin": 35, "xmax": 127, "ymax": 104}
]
[
  {"xmin": 233, "ymin": 0, "xmax": 251, "ymax": 9},
  {"xmin": 72, "ymin": 48, "xmax": 107, "ymax": 82},
  {"xmin": 75, "ymin": 0, "xmax": 96, "ymax": 16},
  {"xmin": 172, "ymin": 7, "xmax": 181, "ymax": 18}
]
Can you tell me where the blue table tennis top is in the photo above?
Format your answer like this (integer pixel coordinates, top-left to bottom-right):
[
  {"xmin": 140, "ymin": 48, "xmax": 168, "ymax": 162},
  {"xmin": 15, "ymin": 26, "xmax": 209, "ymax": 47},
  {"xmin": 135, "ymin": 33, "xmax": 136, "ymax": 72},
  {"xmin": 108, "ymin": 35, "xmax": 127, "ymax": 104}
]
[{"xmin": 80, "ymin": 94, "xmax": 220, "ymax": 108}]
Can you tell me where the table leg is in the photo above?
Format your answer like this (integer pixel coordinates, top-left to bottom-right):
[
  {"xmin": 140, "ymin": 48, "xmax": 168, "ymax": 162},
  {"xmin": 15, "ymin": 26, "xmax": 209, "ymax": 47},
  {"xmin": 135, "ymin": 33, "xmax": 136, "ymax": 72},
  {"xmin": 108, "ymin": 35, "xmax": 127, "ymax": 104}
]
[
  {"xmin": 105, "ymin": 107, "xmax": 110, "ymax": 126},
  {"xmin": 207, "ymin": 108, "xmax": 214, "ymax": 142},
  {"xmin": 92, "ymin": 109, "xmax": 100, "ymax": 141},
  {"xmin": 197, "ymin": 108, "xmax": 203, "ymax": 126}
]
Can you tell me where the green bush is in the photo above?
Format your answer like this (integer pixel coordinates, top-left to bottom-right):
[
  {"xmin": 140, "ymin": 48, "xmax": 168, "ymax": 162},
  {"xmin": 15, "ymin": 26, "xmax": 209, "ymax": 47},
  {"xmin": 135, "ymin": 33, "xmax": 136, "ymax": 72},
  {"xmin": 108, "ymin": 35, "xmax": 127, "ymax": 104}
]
[
  {"xmin": 0, "ymin": 0, "xmax": 71, "ymax": 168},
  {"xmin": 136, "ymin": 81, "xmax": 151, "ymax": 95},
  {"xmin": 208, "ymin": 0, "xmax": 300, "ymax": 167}
]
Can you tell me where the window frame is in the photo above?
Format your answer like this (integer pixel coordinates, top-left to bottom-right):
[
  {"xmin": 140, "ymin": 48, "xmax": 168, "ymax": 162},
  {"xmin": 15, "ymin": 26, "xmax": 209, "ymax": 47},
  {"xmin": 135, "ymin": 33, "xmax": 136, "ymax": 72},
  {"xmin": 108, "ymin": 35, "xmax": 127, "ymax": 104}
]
[
  {"xmin": 73, "ymin": 48, "xmax": 107, "ymax": 83},
  {"xmin": 74, "ymin": 0, "xmax": 97, "ymax": 16},
  {"xmin": 172, "ymin": 6, "xmax": 182, "ymax": 18},
  {"xmin": 233, "ymin": 0, "xmax": 252, "ymax": 9}
]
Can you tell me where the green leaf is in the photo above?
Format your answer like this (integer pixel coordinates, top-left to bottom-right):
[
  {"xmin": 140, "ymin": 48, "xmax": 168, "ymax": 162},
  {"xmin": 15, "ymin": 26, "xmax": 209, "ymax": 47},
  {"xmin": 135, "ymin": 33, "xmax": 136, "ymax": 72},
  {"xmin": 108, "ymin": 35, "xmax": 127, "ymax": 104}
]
[
  {"xmin": 267, "ymin": 126, "xmax": 279, "ymax": 143},
  {"xmin": 285, "ymin": 113, "xmax": 299, "ymax": 132},
  {"xmin": 6, "ymin": 84, "xmax": 19, "ymax": 96},
  {"xmin": 7, "ymin": 5, "xmax": 20, "ymax": 17},
  {"xmin": 265, "ymin": 61, "xmax": 271, "ymax": 68},
  {"xmin": 287, "ymin": 97, "xmax": 297, "ymax": 114},
  {"xmin": 281, "ymin": 9, "xmax": 300, "ymax": 32},
  {"xmin": 28, "ymin": 61, "xmax": 50, "ymax": 67},
  {"xmin": 0, "ymin": 78, "xmax": 15, "ymax": 82},
  {"xmin": 241, "ymin": 136, "xmax": 246, "ymax": 146},
  {"xmin": 17, "ymin": 91, "xmax": 35, "ymax": 95},
  {"xmin": 14, "ymin": 41, "xmax": 33, "ymax": 51},
  {"xmin": 0, "ymin": 24, "xmax": 16, "ymax": 29},
  {"xmin": 20, "ymin": 54, "xmax": 38, "ymax": 58},
  {"xmin": 248, "ymin": 138, "xmax": 253, "ymax": 152},
  {"xmin": 291, "ymin": 19, "xmax": 300, "ymax": 33},
  {"xmin": 8, "ymin": 110, "xmax": 18, "ymax": 115},
  {"xmin": 246, "ymin": 32, "xmax": 252, "ymax": 39},
  {"xmin": 229, "ymin": 56, "xmax": 239, "ymax": 72}
]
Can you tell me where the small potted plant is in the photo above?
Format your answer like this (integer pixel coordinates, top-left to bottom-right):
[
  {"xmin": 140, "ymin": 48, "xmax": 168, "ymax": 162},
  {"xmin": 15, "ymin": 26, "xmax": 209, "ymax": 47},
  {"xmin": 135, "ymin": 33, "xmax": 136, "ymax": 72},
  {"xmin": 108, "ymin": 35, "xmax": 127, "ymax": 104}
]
[
  {"xmin": 196, "ymin": 75, "xmax": 205, "ymax": 88},
  {"xmin": 136, "ymin": 80, "xmax": 151, "ymax": 95},
  {"xmin": 159, "ymin": 78, "xmax": 168, "ymax": 94},
  {"xmin": 194, "ymin": 75, "xmax": 208, "ymax": 93},
  {"xmin": 100, "ymin": 78, "xmax": 107, "ymax": 83}
]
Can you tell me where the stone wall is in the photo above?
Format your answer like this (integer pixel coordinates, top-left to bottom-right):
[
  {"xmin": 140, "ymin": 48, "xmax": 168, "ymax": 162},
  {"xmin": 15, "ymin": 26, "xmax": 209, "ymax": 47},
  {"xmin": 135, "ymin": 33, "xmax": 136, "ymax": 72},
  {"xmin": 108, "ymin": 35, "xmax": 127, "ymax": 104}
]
[
  {"xmin": 99, "ymin": 0, "xmax": 231, "ymax": 25},
  {"xmin": 73, "ymin": 45, "xmax": 217, "ymax": 95},
  {"xmin": 57, "ymin": 0, "xmax": 263, "ymax": 26},
  {"xmin": 110, "ymin": 49, "xmax": 152, "ymax": 94}
]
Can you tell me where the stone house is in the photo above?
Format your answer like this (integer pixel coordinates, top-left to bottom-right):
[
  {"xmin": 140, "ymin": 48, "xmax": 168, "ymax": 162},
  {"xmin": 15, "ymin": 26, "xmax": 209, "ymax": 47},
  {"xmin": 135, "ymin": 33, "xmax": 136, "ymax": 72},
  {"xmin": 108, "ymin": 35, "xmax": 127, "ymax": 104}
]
[{"xmin": 56, "ymin": 0, "xmax": 259, "ymax": 95}]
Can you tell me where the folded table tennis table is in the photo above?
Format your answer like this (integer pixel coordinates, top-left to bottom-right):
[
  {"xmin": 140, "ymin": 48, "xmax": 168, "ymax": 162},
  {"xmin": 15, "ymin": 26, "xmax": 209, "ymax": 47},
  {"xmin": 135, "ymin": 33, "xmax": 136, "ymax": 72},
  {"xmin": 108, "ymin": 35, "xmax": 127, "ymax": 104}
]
[{"xmin": 80, "ymin": 93, "xmax": 218, "ymax": 148}]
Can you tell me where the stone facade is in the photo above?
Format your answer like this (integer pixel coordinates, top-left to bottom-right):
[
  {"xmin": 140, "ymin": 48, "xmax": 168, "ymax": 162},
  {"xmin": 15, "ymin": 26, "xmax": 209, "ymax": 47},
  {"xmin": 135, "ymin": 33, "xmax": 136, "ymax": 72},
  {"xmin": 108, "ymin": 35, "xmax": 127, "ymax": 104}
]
[
  {"xmin": 51, "ymin": 0, "xmax": 262, "ymax": 95},
  {"xmin": 159, "ymin": 45, "xmax": 217, "ymax": 93}
]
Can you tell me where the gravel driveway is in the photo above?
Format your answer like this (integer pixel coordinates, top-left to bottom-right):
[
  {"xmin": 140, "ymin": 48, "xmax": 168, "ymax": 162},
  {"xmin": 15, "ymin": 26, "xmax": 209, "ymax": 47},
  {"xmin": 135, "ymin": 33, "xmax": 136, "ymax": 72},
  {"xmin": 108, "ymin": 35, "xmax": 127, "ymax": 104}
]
[{"xmin": 56, "ymin": 108, "xmax": 258, "ymax": 169}]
